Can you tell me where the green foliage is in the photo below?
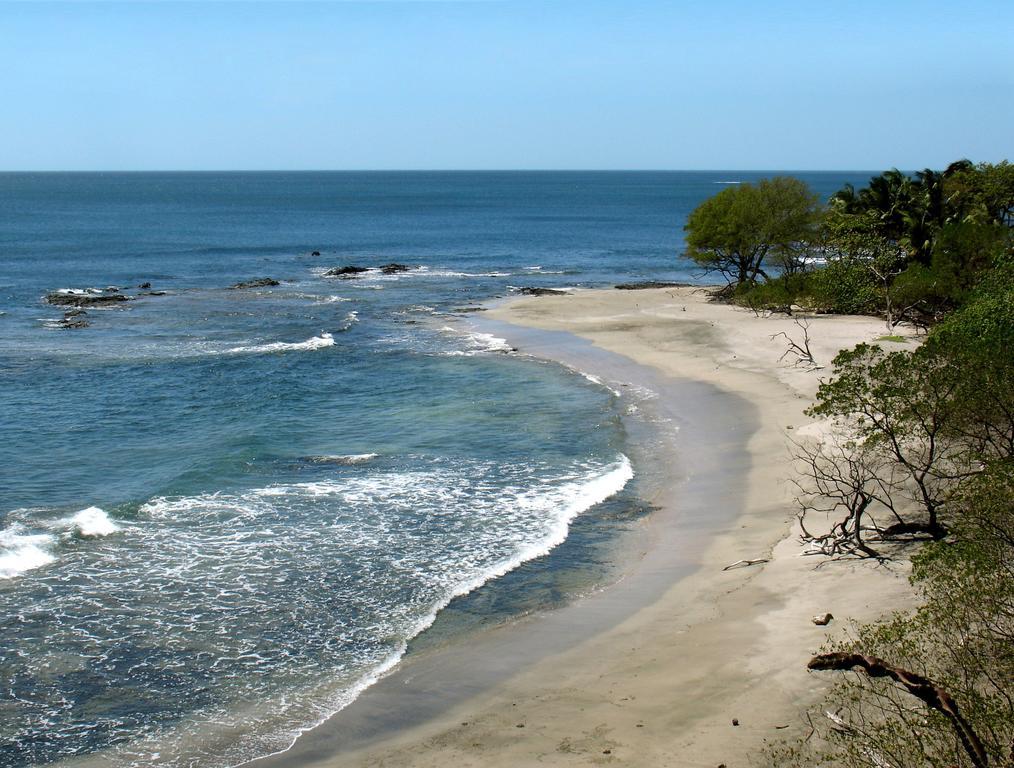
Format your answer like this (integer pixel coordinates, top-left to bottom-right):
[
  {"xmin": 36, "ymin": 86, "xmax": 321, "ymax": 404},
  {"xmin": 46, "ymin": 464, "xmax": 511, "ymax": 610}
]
[
  {"xmin": 924, "ymin": 254, "xmax": 1014, "ymax": 459},
  {"xmin": 772, "ymin": 245, "xmax": 1014, "ymax": 768},
  {"xmin": 683, "ymin": 176, "xmax": 822, "ymax": 288},
  {"xmin": 808, "ymin": 342, "xmax": 974, "ymax": 534},
  {"xmin": 731, "ymin": 272, "xmax": 811, "ymax": 313},
  {"xmin": 684, "ymin": 160, "xmax": 1011, "ymax": 328},
  {"xmin": 827, "ymin": 161, "xmax": 1012, "ymax": 265},
  {"xmin": 890, "ymin": 262, "xmax": 953, "ymax": 316},
  {"xmin": 816, "ymin": 163, "xmax": 1013, "ymax": 324},
  {"xmin": 944, "ymin": 160, "xmax": 1014, "ymax": 227},
  {"xmin": 807, "ymin": 256, "xmax": 881, "ymax": 314},
  {"xmin": 931, "ymin": 222, "xmax": 1008, "ymax": 290}
]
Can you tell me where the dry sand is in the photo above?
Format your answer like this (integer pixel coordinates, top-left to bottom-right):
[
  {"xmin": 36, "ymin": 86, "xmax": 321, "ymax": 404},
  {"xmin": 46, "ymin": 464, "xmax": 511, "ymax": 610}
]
[{"xmin": 258, "ymin": 286, "xmax": 921, "ymax": 768}]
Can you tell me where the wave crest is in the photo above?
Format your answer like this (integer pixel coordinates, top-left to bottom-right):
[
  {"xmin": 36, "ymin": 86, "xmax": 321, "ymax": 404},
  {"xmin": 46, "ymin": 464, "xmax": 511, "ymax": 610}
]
[{"xmin": 226, "ymin": 332, "xmax": 335, "ymax": 355}]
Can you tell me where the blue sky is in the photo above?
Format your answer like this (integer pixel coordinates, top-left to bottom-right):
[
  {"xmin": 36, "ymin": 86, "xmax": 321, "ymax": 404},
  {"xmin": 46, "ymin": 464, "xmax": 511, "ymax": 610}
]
[{"xmin": 1, "ymin": 1, "xmax": 1011, "ymax": 170}]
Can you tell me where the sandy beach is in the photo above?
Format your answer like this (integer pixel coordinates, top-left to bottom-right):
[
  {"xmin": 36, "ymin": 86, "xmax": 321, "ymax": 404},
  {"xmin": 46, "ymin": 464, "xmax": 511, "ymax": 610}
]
[{"xmin": 253, "ymin": 285, "xmax": 920, "ymax": 768}]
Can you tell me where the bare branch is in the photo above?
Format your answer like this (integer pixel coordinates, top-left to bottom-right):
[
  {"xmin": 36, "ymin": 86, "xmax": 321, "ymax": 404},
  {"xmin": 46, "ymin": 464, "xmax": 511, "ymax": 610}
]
[{"xmin": 771, "ymin": 318, "xmax": 821, "ymax": 370}]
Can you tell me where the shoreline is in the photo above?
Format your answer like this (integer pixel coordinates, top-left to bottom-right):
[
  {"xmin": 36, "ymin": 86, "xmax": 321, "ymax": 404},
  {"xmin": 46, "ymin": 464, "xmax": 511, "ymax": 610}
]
[{"xmin": 250, "ymin": 286, "xmax": 919, "ymax": 768}]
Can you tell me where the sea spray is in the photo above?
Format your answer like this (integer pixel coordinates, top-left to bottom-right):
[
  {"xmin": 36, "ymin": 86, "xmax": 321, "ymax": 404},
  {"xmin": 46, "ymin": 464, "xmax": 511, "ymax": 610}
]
[
  {"xmin": 67, "ymin": 506, "xmax": 121, "ymax": 537},
  {"xmin": 0, "ymin": 525, "xmax": 57, "ymax": 579}
]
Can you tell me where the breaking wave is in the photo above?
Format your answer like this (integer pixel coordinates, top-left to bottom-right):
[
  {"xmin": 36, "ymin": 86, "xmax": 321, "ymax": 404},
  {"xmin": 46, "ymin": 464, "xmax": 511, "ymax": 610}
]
[
  {"xmin": 0, "ymin": 506, "xmax": 121, "ymax": 579},
  {"xmin": 226, "ymin": 332, "xmax": 335, "ymax": 355}
]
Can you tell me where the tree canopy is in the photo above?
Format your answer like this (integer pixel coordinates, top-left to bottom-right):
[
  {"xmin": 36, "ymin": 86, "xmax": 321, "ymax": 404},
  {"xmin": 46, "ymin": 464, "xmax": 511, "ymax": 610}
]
[
  {"xmin": 696, "ymin": 161, "xmax": 1014, "ymax": 324},
  {"xmin": 683, "ymin": 176, "xmax": 821, "ymax": 288}
]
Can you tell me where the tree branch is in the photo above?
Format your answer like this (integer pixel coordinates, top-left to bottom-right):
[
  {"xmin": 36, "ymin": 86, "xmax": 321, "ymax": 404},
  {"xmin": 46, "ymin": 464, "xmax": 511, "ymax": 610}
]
[{"xmin": 808, "ymin": 652, "xmax": 990, "ymax": 768}]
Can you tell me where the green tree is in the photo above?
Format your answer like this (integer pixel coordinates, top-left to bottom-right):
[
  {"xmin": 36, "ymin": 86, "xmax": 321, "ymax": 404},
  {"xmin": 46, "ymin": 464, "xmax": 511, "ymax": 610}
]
[
  {"xmin": 945, "ymin": 160, "xmax": 1014, "ymax": 227},
  {"xmin": 819, "ymin": 211, "xmax": 911, "ymax": 327},
  {"xmin": 683, "ymin": 176, "xmax": 821, "ymax": 289}
]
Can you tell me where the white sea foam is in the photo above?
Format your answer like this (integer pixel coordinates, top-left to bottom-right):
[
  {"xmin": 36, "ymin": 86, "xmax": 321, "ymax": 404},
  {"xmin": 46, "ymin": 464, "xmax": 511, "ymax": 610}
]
[
  {"xmin": 248, "ymin": 454, "xmax": 634, "ymax": 764},
  {"xmin": 315, "ymin": 265, "xmax": 513, "ymax": 281},
  {"xmin": 577, "ymin": 371, "xmax": 623, "ymax": 398},
  {"xmin": 439, "ymin": 326, "xmax": 513, "ymax": 356},
  {"xmin": 304, "ymin": 453, "xmax": 379, "ymax": 466},
  {"xmin": 0, "ymin": 507, "xmax": 122, "ymax": 578},
  {"xmin": 66, "ymin": 507, "xmax": 121, "ymax": 537},
  {"xmin": 0, "ymin": 525, "xmax": 57, "ymax": 579},
  {"xmin": 416, "ymin": 267, "xmax": 512, "ymax": 278},
  {"xmin": 53, "ymin": 287, "xmax": 105, "ymax": 296},
  {"xmin": 18, "ymin": 454, "xmax": 632, "ymax": 767},
  {"xmin": 521, "ymin": 266, "xmax": 566, "ymax": 274},
  {"xmin": 226, "ymin": 332, "xmax": 335, "ymax": 355}
]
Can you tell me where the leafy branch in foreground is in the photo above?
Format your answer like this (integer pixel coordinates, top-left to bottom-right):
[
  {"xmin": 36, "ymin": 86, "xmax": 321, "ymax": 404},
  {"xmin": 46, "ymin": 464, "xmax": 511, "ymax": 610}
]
[{"xmin": 807, "ymin": 653, "xmax": 989, "ymax": 768}]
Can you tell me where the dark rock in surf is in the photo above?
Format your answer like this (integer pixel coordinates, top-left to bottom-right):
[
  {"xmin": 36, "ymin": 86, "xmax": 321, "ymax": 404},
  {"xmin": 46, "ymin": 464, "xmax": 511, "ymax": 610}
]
[
  {"xmin": 614, "ymin": 281, "xmax": 689, "ymax": 290},
  {"xmin": 323, "ymin": 266, "xmax": 369, "ymax": 278},
  {"xmin": 140, "ymin": 290, "xmax": 168, "ymax": 296},
  {"xmin": 230, "ymin": 278, "xmax": 280, "ymax": 289},
  {"xmin": 311, "ymin": 251, "xmax": 321, "ymax": 257},
  {"xmin": 45, "ymin": 291, "xmax": 130, "ymax": 308},
  {"xmin": 517, "ymin": 287, "xmax": 568, "ymax": 296},
  {"xmin": 379, "ymin": 263, "xmax": 411, "ymax": 274},
  {"xmin": 57, "ymin": 309, "xmax": 90, "ymax": 329},
  {"xmin": 138, "ymin": 282, "xmax": 152, "ymax": 289}
]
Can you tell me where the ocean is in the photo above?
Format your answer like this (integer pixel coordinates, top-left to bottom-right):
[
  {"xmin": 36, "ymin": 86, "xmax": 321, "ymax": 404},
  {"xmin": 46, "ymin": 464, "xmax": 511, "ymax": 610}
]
[{"xmin": 0, "ymin": 171, "xmax": 871, "ymax": 767}]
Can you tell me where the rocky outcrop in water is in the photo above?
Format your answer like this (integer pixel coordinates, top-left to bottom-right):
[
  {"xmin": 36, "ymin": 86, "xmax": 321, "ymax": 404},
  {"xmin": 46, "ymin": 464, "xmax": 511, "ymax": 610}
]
[
  {"xmin": 323, "ymin": 266, "xmax": 370, "ymax": 278},
  {"xmin": 45, "ymin": 290, "xmax": 131, "ymax": 308},
  {"xmin": 379, "ymin": 263, "xmax": 411, "ymax": 274},
  {"xmin": 230, "ymin": 278, "xmax": 281, "ymax": 289},
  {"xmin": 517, "ymin": 287, "xmax": 569, "ymax": 296},
  {"xmin": 56, "ymin": 309, "xmax": 91, "ymax": 329}
]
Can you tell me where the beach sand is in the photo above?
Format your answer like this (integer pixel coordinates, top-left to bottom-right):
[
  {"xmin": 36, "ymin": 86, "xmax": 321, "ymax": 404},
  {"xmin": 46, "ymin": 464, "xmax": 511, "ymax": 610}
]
[{"xmin": 252, "ymin": 286, "xmax": 919, "ymax": 768}]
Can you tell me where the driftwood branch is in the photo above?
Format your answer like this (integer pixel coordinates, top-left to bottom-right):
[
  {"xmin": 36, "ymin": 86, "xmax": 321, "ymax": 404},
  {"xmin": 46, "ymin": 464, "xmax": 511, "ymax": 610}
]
[
  {"xmin": 808, "ymin": 652, "xmax": 990, "ymax": 768},
  {"xmin": 722, "ymin": 558, "xmax": 769, "ymax": 571}
]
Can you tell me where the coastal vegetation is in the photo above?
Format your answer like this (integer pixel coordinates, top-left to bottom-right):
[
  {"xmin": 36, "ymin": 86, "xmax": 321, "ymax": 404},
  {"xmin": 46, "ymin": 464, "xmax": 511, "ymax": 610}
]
[
  {"xmin": 686, "ymin": 161, "xmax": 1014, "ymax": 328},
  {"xmin": 682, "ymin": 163, "xmax": 1013, "ymax": 767}
]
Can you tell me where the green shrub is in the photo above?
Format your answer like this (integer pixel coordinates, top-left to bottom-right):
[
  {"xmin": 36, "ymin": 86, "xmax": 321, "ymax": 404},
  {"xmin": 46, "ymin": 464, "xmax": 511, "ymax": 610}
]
[{"xmin": 808, "ymin": 257, "xmax": 881, "ymax": 314}]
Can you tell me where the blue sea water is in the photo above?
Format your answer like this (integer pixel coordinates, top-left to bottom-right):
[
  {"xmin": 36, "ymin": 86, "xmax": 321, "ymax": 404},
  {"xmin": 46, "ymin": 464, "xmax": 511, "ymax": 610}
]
[{"xmin": 0, "ymin": 171, "xmax": 872, "ymax": 767}]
